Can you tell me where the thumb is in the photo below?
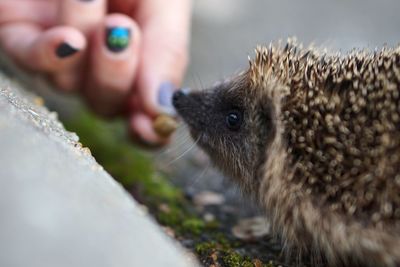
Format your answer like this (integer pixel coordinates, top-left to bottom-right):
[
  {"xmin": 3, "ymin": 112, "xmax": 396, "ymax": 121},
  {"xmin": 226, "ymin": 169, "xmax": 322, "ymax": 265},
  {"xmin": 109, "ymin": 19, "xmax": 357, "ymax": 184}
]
[{"xmin": 133, "ymin": 0, "xmax": 192, "ymax": 117}]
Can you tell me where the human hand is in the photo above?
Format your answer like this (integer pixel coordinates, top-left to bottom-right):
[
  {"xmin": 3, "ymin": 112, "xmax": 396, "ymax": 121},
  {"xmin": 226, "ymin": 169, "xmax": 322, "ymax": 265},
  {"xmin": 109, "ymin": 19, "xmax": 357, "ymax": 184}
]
[{"xmin": 0, "ymin": 0, "xmax": 191, "ymax": 146}]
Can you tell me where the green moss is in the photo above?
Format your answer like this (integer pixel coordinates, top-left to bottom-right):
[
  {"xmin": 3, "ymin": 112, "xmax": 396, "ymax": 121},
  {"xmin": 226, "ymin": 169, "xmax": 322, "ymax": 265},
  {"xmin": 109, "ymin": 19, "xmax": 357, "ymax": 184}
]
[
  {"xmin": 157, "ymin": 210, "xmax": 180, "ymax": 226},
  {"xmin": 157, "ymin": 211, "xmax": 206, "ymax": 236},
  {"xmin": 205, "ymin": 219, "xmax": 220, "ymax": 230},
  {"xmin": 267, "ymin": 261, "xmax": 280, "ymax": 267},
  {"xmin": 212, "ymin": 232, "xmax": 231, "ymax": 248},
  {"xmin": 222, "ymin": 252, "xmax": 243, "ymax": 267},
  {"xmin": 65, "ymin": 111, "xmax": 153, "ymax": 187},
  {"xmin": 242, "ymin": 261, "xmax": 254, "ymax": 267},
  {"xmin": 182, "ymin": 218, "xmax": 205, "ymax": 235},
  {"xmin": 157, "ymin": 205, "xmax": 185, "ymax": 227},
  {"xmin": 195, "ymin": 240, "xmax": 267, "ymax": 267},
  {"xmin": 195, "ymin": 241, "xmax": 217, "ymax": 255},
  {"xmin": 143, "ymin": 174, "xmax": 182, "ymax": 202},
  {"xmin": 222, "ymin": 250, "xmax": 262, "ymax": 267}
]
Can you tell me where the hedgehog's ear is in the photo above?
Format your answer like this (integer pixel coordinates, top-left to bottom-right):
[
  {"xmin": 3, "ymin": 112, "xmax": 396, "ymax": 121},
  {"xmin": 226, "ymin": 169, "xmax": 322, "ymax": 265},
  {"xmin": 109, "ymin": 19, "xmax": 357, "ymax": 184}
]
[
  {"xmin": 260, "ymin": 97, "xmax": 274, "ymax": 119},
  {"xmin": 253, "ymin": 96, "xmax": 276, "ymax": 140}
]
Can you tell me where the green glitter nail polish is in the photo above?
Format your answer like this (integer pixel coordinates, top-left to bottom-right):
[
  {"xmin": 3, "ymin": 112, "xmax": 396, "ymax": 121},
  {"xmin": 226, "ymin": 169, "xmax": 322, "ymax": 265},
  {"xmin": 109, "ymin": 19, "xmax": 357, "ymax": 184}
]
[{"xmin": 106, "ymin": 27, "xmax": 131, "ymax": 53}]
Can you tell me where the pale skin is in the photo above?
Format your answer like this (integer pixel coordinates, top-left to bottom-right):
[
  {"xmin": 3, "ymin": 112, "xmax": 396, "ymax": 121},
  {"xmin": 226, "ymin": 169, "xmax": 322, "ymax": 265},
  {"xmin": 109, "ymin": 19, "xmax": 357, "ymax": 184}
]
[{"xmin": 0, "ymin": 0, "xmax": 191, "ymax": 146}]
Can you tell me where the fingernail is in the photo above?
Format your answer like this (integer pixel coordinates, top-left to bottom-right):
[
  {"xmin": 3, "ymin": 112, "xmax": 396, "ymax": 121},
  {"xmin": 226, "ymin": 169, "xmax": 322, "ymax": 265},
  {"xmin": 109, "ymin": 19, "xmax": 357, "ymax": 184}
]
[
  {"xmin": 56, "ymin": 43, "xmax": 79, "ymax": 58},
  {"xmin": 158, "ymin": 82, "xmax": 176, "ymax": 115},
  {"xmin": 106, "ymin": 27, "xmax": 131, "ymax": 53}
]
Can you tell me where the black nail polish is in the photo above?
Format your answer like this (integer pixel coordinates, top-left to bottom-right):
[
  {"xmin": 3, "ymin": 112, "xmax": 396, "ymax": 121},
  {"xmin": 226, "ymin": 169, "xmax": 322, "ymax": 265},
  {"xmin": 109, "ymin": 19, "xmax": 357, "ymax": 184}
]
[
  {"xmin": 106, "ymin": 27, "xmax": 131, "ymax": 53},
  {"xmin": 56, "ymin": 43, "xmax": 79, "ymax": 58}
]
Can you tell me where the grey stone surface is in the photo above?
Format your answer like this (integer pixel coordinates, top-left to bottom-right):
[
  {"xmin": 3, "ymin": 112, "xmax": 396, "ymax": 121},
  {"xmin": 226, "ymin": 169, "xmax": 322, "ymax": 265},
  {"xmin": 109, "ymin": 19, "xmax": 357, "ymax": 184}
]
[{"xmin": 0, "ymin": 74, "xmax": 196, "ymax": 267}]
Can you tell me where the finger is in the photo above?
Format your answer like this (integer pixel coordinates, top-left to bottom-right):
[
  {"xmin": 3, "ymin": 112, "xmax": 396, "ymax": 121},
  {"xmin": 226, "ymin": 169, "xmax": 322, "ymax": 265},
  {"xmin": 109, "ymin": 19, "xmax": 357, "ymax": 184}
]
[
  {"xmin": 51, "ymin": 71, "xmax": 83, "ymax": 92},
  {"xmin": 133, "ymin": 0, "xmax": 192, "ymax": 117},
  {"xmin": 57, "ymin": 0, "xmax": 106, "ymax": 34},
  {"xmin": 129, "ymin": 112, "xmax": 170, "ymax": 147},
  {"xmin": 84, "ymin": 14, "xmax": 141, "ymax": 116},
  {"xmin": 0, "ymin": 23, "xmax": 86, "ymax": 73},
  {"xmin": 55, "ymin": 0, "xmax": 105, "ymax": 92},
  {"xmin": 108, "ymin": 0, "xmax": 136, "ymax": 13},
  {"xmin": 0, "ymin": 0, "xmax": 56, "ymax": 27}
]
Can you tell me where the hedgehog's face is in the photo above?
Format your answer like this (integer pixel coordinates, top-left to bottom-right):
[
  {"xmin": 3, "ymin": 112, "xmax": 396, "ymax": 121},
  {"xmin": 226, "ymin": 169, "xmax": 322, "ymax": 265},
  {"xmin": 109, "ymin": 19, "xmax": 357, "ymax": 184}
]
[{"xmin": 173, "ymin": 73, "xmax": 276, "ymax": 194}]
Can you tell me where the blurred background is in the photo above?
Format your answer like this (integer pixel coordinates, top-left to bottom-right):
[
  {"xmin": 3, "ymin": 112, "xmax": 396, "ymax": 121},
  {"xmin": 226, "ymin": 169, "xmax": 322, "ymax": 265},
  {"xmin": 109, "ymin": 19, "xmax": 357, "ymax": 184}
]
[{"xmin": 189, "ymin": 0, "xmax": 400, "ymax": 86}]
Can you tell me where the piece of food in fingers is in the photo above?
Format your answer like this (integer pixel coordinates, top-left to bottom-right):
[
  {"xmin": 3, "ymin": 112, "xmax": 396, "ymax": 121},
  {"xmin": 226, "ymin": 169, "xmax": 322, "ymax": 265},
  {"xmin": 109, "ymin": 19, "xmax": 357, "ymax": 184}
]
[{"xmin": 153, "ymin": 114, "xmax": 178, "ymax": 138}]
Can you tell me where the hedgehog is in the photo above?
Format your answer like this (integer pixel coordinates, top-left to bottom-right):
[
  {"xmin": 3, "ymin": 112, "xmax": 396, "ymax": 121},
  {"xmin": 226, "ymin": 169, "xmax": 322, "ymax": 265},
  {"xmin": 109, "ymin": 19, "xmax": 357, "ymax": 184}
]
[{"xmin": 172, "ymin": 39, "xmax": 400, "ymax": 266}]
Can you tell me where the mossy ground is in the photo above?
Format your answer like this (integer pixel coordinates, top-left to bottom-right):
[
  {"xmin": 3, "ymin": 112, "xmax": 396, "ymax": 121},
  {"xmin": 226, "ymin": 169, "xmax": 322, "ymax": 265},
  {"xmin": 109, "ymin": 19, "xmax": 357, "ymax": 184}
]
[{"xmin": 64, "ymin": 110, "xmax": 280, "ymax": 267}]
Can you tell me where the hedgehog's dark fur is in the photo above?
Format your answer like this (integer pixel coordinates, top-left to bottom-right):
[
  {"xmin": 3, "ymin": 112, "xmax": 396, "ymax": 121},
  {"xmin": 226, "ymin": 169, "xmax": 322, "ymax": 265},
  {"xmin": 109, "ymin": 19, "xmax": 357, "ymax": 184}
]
[{"xmin": 173, "ymin": 39, "xmax": 400, "ymax": 266}]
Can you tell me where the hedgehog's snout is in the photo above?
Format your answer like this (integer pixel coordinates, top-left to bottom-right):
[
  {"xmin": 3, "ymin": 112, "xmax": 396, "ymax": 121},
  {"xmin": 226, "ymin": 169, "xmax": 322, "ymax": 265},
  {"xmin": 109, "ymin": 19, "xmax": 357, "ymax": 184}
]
[
  {"xmin": 172, "ymin": 89, "xmax": 189, "ymax": 110},
  {"xmin": 172, "ymin": 88, "xmax": 209, "ymax": 135},
  {"xmin": 173, "ymin": 88, "xmax": 198, "ymax": 118},
  {"xmin": 172, "ymin": 88, "xmax": 196, "ymax": 125}
]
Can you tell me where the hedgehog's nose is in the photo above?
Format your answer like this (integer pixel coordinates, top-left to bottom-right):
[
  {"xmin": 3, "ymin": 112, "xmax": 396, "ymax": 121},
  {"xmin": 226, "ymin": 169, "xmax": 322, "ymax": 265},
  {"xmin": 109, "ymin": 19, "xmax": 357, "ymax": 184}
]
[{"xmin": 172, "ymin": 88, "xmax": 190, "ymax": 109}]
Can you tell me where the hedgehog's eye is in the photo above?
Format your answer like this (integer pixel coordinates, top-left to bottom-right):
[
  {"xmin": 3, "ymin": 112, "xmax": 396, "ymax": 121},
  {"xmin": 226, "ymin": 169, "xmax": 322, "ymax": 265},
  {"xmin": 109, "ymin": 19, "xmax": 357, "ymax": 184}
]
[{"xmin": 225, "ymin": 110, "xmax": 242, "ymax": 131}]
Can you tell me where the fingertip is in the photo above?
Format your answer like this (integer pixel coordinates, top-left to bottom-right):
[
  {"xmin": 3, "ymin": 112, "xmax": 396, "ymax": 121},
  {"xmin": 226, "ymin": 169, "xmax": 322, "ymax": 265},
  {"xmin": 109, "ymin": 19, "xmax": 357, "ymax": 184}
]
[
  {"xmin": 135, "ymin": 33, "xmax": 189, "ymax": 118},
  {"xmin": 132, "ymin": 0, "xmax": 191, "ymax": 117},
  {"xmin": 0, "ymin": 23, "xmax": 87, "ymax": 72},
  {"xmin": 34, "ymin": 26, "xmax": 87, "ymax": 71},
  {"xmin": 52, "ymin": 71, "xmax": 82, "ymax": 92},
  {"xmin": 85, "ymin": 13, "xmax": 141, "ymax": 116},
  {"xmin": 138, "ymin": 76, "xmax": 179, "ymax": 118},
  {"xmin": 53, "ymin": 27, "xmax": 87, "ymax": 56},
  {"xmin": 57, "ymin": 0, "xmax": 106, "ymax": 34},
  {"xmin": 100, "ymin": 13, "xmax": 142, "ymax": 60}
]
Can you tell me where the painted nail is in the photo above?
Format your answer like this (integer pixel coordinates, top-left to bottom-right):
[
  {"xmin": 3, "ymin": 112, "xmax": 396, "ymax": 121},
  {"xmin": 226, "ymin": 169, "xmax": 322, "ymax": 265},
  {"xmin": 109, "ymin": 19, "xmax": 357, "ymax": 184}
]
[
  {"xmin": 106, "ymin": 27, "xmax": 131, "ymax": 53},
  {"xmin": 158, "ymin": 82, "xmax": 176, "ymax": 115},
  {"xmin": 55, "ymin": 43, "xmax": 79, "ymax": 58}
]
